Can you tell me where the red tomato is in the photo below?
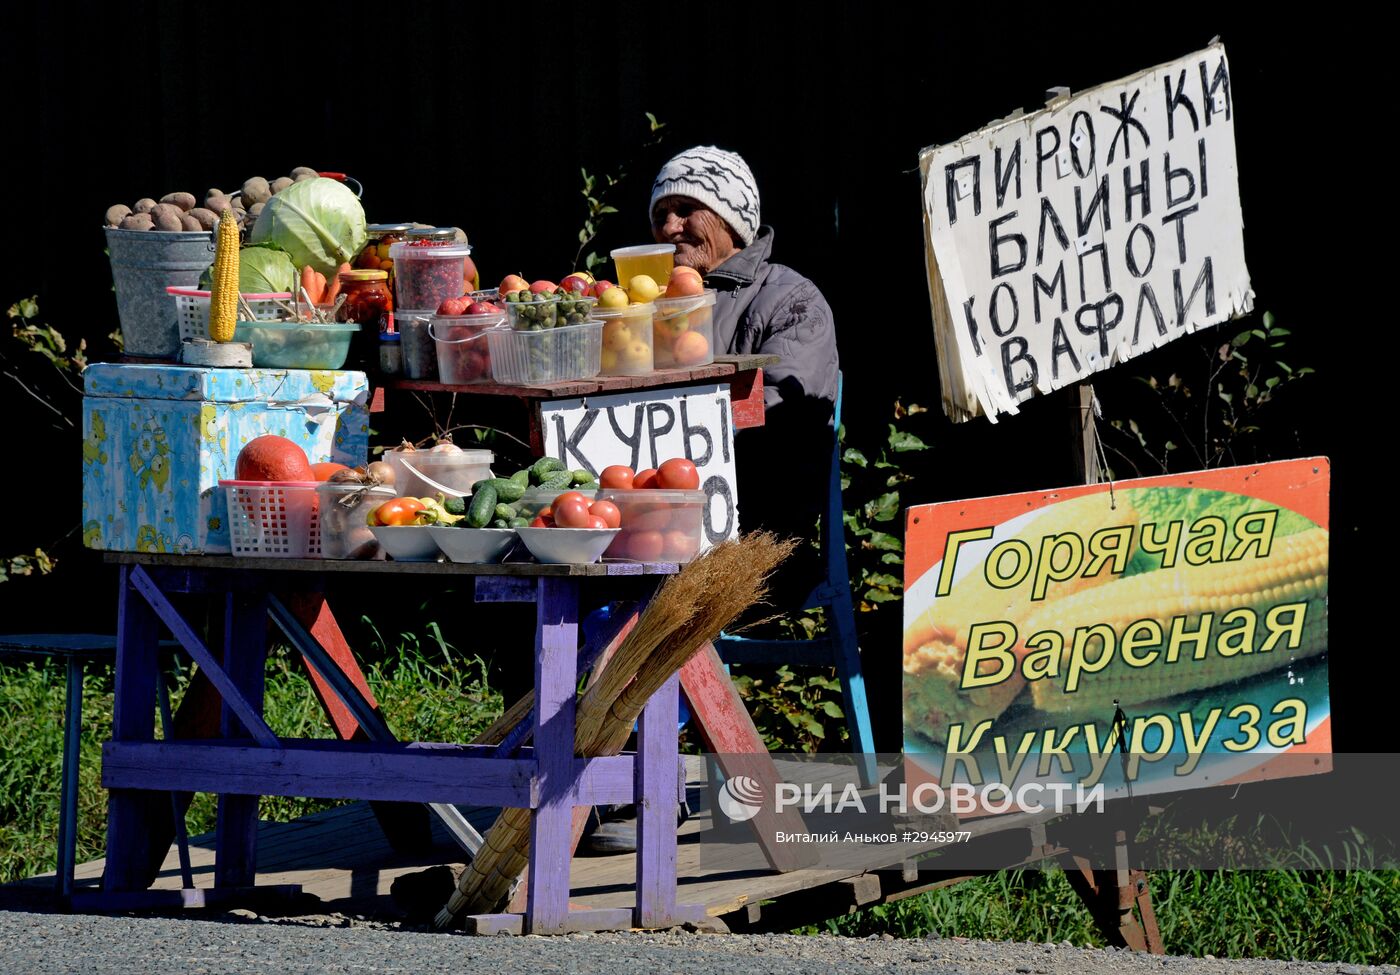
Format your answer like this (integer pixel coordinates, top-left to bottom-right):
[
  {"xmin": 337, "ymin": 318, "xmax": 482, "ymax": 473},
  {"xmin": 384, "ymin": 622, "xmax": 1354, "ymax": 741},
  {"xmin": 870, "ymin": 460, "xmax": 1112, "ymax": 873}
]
[
  {"xmin": 588, "ymin": 500, "xmax": 622, "ymax": 529},
  {"xmin": 604, "ymin": 533, "xmax": 629, "ymax": 559},
  {"xmin": 529, "ymin": 515, "xmax": 553, "ymax": 528},
  {"xmin": 375, "ymin": 497, "xmax": 425, "ymax": 526},
  {"xmin": 657, "ymin": 458, "xmax": 700, "ymax": 490},
  {"xmin": 629, "ymin": 507, "xmax": 672, "ymax": 532},
  {"xmin": 585, "ymin": 515, "xmax": 610, "ymax": 530},
  {"xmin": 633, "ymin": 468, "xmax": 659, "ymax": 490},
  {"xmin": 553, "ymin": 491, "xmax": 587, "ymax": 509},
  {"xmin": 600, "ymin": 465, "xmax": 635, "ymax": 490},
  {"xmin": 553, "ymin": 497, "xmax": 592, "ymax": 528},
  {"xmin": 627, "ymin": 529, "xmax": 665, "ymax": 562},
  {"xmin": 662, "ymin": 529, "xmax": 699, "ymax": 562}
]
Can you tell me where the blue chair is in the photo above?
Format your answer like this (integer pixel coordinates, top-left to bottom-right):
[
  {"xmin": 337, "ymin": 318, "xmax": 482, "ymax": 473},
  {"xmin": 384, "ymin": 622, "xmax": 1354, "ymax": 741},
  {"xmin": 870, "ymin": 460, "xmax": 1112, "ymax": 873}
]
[{"xmin": 713, "ymin": 375, "xmax": 877, "ymax": 784}]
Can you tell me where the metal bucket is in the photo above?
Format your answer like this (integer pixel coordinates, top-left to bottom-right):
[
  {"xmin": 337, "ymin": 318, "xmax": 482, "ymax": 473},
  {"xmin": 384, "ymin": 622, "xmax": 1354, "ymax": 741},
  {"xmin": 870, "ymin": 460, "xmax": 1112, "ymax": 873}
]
[{"xmin": 105, "ymin": 227, "xmax": 215, "ymax": 357}]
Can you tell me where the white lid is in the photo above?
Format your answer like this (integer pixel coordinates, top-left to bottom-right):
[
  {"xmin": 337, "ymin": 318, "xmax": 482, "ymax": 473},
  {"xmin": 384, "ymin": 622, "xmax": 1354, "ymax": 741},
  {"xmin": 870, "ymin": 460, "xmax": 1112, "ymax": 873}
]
[{"xmin": 388, "ymin": 242, "xmax": 473, "ymax": 260}]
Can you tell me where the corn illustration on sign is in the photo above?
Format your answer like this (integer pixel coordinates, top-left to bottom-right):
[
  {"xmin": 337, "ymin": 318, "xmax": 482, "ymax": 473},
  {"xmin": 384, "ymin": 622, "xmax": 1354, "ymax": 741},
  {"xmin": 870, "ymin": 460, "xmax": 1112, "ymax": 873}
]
[{"xmin": 903, "ymin": 457, "xmax": 1329, "ymax": 810}]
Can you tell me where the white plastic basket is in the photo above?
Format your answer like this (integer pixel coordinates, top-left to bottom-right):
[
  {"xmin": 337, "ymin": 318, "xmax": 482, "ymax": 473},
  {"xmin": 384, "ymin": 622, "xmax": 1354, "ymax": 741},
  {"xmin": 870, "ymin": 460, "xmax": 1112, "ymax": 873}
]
[
  {"xmin": 220, "ymin": 480, "xmax": 322, "ymax": 558},
  {"xmin": 168, "ymin": 287, "xmax": 292, "ymax": 343}
]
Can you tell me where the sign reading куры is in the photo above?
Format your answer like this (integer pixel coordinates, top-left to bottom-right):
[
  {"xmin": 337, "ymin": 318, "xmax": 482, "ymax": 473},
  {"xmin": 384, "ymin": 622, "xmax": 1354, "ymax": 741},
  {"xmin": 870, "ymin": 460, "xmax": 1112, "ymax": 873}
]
[
  {"xmin": 540, "ymin": 383, "xmax": 739, "ymax": 545},
  {"xmin": 920, "ymin": 42, "xmax": 1254, "ymax": 422}
]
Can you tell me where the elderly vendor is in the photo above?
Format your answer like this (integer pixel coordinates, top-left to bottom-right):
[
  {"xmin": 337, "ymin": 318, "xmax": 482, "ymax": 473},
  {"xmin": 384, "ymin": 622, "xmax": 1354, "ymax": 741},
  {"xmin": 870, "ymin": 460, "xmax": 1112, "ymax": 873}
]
[{"xmin": 649, "ymin": 146, "xmax": 840, "ymax": 601}]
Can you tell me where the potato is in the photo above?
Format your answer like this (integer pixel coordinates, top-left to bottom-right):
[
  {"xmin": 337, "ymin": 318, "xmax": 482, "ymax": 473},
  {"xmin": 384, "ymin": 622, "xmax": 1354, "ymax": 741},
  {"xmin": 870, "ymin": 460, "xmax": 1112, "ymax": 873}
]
[
  {"xmin": 150, "ymin": 204, "xmax": 184, "ymax": 231},
  {"xmin": 269, "ymin": 176, "xmax": 293, "ymax": 195},
  {"xmin": 241, "ymin": 176, "xmax": 271, "ymax": 207},
  {"xmin": 205, "ymin": 188, "xmax": 223, "ymax": 202},
  {"xmin": 247, "ymin": 201, "xmax": 265, "ymax": 217},
  {"xmin": 105, "ymin": 204, "xmax": 131, "ymax": 226},
  {"xmin": 290, "ymin": 166, "xmax": 317, "ymax": 180},
  {"xmin": 160, "ymin": 191, "xmax": 197, "ymax": 212},
  {"xmin": 206, "ymin": 194, "xmax": 234, "ymax": 214},
  {"xmin": 180, "ymin": 213, "xmax": 203, "ymax": 231},
  {"xmin": 133, "ymin": 198, "xmax": 157, "ymax": 214},
  {"xmin": 119, "ymin": 212, "xmax": 154, "ymax": 231},
  {"xmin": 188, "ymin": 207, "xmax": 218, "ymax": 231}
]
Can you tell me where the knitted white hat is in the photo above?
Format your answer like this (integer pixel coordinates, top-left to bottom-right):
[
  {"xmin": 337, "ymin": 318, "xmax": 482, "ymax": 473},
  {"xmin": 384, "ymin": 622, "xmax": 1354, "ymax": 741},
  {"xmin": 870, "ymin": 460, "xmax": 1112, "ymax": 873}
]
[{"xmin": 650, "ymin": 146, "xmax": 760, "ymax": 247}]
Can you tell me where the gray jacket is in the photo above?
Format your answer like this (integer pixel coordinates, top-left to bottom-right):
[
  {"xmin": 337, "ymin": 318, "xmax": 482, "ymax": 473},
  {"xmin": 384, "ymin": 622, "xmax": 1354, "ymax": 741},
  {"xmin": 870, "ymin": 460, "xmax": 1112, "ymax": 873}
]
[{"xmin": 705, "ymin": 226, "xmax": 839, "ymax": 422}]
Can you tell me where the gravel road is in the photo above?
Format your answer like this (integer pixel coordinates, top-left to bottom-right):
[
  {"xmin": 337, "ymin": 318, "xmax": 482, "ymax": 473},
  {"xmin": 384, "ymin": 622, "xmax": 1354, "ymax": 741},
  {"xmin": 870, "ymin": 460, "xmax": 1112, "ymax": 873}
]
[{"xmin": 0, "ymin": 911, "xmax": 1394, "ymax": 975}]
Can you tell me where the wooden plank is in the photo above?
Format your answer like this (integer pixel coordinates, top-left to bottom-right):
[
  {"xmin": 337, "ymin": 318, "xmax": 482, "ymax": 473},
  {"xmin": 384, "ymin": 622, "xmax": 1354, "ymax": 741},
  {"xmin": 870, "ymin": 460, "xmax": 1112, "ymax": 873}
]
[
  {"xmin": 103, "ymin": 552, "xmax": 680, "ymax": 578},
  {"xmin": 635, "ymin": 672, "xmax": 680, "ymax": 928},
  {"xmin": 70, "ymin": 885, "xmax": 303, "ymax": 912},
  {"xmin": 215, "ymin": 590, "xmax": 267, "ymax": 888},
  {"xmin": 387, "ymin": 357, "xmax": 778, "ymax": 401}
]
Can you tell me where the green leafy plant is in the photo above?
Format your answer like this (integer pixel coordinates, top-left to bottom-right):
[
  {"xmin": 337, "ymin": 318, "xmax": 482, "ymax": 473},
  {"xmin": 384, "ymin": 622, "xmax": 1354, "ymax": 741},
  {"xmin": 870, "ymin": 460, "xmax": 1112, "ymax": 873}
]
[
  {"xmin": 731, "ymin": 664, "xmax": 848, "ymax": 752},
  {"xmin": 572, "ymin": 113, "xmax": 667, "ymax": 273}
]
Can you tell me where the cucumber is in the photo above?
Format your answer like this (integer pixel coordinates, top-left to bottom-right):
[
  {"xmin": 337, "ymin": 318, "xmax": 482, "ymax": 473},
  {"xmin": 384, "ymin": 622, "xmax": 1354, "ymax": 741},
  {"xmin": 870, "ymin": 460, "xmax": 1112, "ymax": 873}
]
[
  {"xmin": 442, "ymin": 495, "xmax": 467, "ymax": 516},
  {"xmin": 467, "ymin": 483, "xmax": 497, "ymax": 528},
  {"xmin": 494, "ymin": 503, "xmax": 517, "ymax": 522},
  {"xmin": 528, "ymin": 456, "xmax": 566, "ymax": 484},
  {"xmin": 509, "ymin": 517, "xmax": 530, "ymax": 528},
  {"xmin": 471, "ymin": 479, "xmax": 492, "ymax": 495},
  {"xmin": 491, "ymin": 517, "xmax": 510, "ymax": 529},
  {"xmin": 484, "ymin": 478, "xmax": 525, "ymax": 503},
  {"xmin": 510, "ymin": 469, "xmax": 531, "ymax": 488},
  {"xmin": 571, "ymin": 469, "xmax": 597, "ymax": 486},
  {"xmin": 538, "ymin": 470, "xmax": 575, "ymax": 492}
]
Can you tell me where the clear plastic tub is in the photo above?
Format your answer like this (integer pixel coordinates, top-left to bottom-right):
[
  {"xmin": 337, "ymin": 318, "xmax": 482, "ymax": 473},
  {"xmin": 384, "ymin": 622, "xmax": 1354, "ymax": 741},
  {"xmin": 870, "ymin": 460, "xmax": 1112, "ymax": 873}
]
[
  {"xmin": 487, "ymin": 320, "xmax": 603, "ymax": 385},
  {"xmin": 596, "ymin": 303, "xmax": 654, "ymax": 376},
  {"xmin": 221, "ymin": 480, "xmax": 322, "ymax": 558},
  {"xmin": 317, "ymin": 482, "xmax": 395, "ymax": 559},
  {"xmin": 395, "ymin": 310, "xmax": 437, "ymax": 380},
  {"xmin": 518, "ymin": 486, "xmax": 705, "ymax": 562},
  {"xmin": 612, "ymin": 243, "xmax": 675, "ymax": 289},
  {"xmin": 651, "ymin": 289, "xmax": 716, "ymax": 369},
  {"xmin": 431, "ymin": 312, "xmax": 506, "ymax": 384},
  {"xmin": 503, "ymin": 292, "xmax": 596, "ymax": 332},
  {"xmin": 382, "ymin": 448, "xmax": 494, "ymax": 498},
  {"xmin": 388, "ymin": 241, "xmax": 473, "ymax": 311},
  {"xmin": 231, "ymin": 321, "xmax": 360, "ymax": 369}
]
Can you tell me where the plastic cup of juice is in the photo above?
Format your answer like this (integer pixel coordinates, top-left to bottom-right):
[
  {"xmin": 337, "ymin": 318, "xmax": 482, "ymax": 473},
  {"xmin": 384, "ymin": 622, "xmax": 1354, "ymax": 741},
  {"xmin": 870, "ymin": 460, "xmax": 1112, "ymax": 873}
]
[{"xmin": 611, "ymin": 243, "xmax": 675, "ymax": 290}]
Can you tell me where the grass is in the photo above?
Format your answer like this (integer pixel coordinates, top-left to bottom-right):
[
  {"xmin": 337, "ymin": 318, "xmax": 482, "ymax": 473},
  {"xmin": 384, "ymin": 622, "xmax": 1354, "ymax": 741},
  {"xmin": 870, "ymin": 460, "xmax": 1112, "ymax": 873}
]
[{"xmin": 0, "ymin": 638, "xmax": 502, "ymax": 886}]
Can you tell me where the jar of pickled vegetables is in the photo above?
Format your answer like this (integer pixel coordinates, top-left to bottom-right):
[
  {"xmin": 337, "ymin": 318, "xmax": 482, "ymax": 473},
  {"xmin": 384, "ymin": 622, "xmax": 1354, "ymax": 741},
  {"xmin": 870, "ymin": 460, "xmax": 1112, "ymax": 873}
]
[
  {"xmin": 358, "ymin": 223, "xmax": 414, "ymax": 288},
  {"xmin": 338, "ymin": 269, "xmax": 392, "ymax": 331}
]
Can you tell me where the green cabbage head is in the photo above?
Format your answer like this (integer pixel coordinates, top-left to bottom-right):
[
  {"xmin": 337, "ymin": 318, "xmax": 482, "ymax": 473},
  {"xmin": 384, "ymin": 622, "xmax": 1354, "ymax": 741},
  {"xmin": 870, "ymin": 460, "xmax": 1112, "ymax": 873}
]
[{"xmin": 249, "ymin": 177, "xmax": 367, "ymax": 276}]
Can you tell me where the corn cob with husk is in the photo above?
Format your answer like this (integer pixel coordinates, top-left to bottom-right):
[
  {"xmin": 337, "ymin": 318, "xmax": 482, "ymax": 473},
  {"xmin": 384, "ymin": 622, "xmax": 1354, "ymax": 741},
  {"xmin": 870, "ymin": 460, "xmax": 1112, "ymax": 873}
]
[
  {"xmin": 208, "ymin": 207, "xmax": 240, "ymax": 342},
  {"xmin": 1023, "ymin": 526, "xmax": 1328, "ymax": 713},
  {"xmin": 904, "ymin": 492, "xmax": 1140, "ymax": 729}
]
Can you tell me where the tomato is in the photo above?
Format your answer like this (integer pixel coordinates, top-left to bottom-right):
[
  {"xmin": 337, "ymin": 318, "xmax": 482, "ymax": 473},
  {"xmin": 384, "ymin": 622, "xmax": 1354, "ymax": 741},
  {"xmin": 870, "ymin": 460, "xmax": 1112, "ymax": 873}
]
[
  {"xmin": 662, "ymin": 528, "xmax": 699, "ymax": 562},
  {"xmin": 529, "ymin": 515, "xmax": 553, "ymax": 528},
  {"xmin": 600, "ymin": 465, "xmax": 635, "ymax": 490},
  {"xmin": 553, "ymin": 497, "xmax": 592, "ymax": 528},
  {"xmin": 657, "ymin": 457, "xmax": 700, "ymax": 490},
  {"xmin": 585, "ymin": 515, "xmax": 610, "ymax": 530},
  {"xmin": 553, "ymin": 491, "xmax": 588, "ymax": 509},
  {"xmin": 375, "ymin": 497, "xmax": 425, "ymax": 526},
  {"xmin": 629, "ymin": 507, "xmax": 672, "ymax": 532},
  {"xmin": 633, "ymin": 468, "xmax": 659, "ymax": 490},
  {"xmin": 626, "ymin": 529, "xmax": 665, "ymax": 562},
  {"xmin": 588, "ymin": 500, "xmax": 621, "ymax": 529}
]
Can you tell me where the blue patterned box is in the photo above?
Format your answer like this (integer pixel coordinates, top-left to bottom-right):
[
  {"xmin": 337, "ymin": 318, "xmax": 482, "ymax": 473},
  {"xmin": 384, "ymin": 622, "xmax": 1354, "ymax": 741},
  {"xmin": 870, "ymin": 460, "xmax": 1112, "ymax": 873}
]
[{"xmin": 82, "ymin": 363, "xmax": 370, "ymax": 553}]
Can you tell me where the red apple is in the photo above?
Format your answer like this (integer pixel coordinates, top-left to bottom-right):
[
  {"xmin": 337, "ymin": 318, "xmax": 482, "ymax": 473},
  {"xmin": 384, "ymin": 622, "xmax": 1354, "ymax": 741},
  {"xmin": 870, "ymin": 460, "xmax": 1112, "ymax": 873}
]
[
  {"xmin": 560, "ymin": 273, "xmax": 593, "ymax": 295},
  {"xmin": 466, "ymin": 301, "xmax": 499, "ymax": 316},
  {"xmin": 588, "ymin": 280, "xmax": 615, "ymax": 297},
  {"xmin": 530, "ymin": 279, "xmax": 558, "ymax": 294},
  {"xmin": 499, "ymin": 274, "xmax": 529, "ymax": 294},
  {"xmin": 437, "ymin": 296, "xmax": 469, "ymax": 316}
]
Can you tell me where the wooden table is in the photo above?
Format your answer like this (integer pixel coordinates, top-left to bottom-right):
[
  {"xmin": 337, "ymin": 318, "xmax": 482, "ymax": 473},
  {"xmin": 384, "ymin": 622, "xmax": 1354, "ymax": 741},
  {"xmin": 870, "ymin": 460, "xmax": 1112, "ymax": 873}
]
[{"xmin": 88, "ymin": 552, "xmax": 708, "ymax": 934}]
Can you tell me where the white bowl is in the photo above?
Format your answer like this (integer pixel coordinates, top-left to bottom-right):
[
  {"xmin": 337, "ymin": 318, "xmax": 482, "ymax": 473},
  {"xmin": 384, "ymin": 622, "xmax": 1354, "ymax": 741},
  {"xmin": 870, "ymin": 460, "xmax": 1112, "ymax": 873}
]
[
  {"xmin": 516, "ymin": 526, "xmax": 619, "ymax": 564},
  {"xmin": 431, "ymin": 526, "xmax": 517, "ymax": 564},
  {"xmin": 370, "ymin": 525, "xmax": 441, "ymax": 562}
]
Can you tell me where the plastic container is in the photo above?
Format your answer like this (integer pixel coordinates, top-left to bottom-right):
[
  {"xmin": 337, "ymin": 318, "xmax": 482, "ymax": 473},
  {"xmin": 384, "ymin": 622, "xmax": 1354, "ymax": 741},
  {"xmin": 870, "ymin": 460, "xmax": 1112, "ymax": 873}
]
[
  {"xmin": 651, "ymin": 289, "xmax": 716, "ymax": 369},
  {"xmin": 232, "ymin": 321, "xmax": 360, "ymax": 369},
  {"xmin": 389, "ymin": 241, "xmax": 472, "ymax": 311},
  {"xmin": 379, "ymin": 332, "xmax": 402, "ymax": 375},
  {"xmin": 382, "ymin": 448, "xmax": 494, "ymax": 498},
  {"xmin": 317, "ymin": 482, "xmax": 395, "ymax": 559},
  {"xmin": 516, "ymin": 526, "xmax": 618, "ymax": 565},
  {"xmin": 517, "ymin": 486, "xmax": 706, "ymax": 563},
  {"xmin": 612, "ymin": 243, "xmax": 675, "ymax": 289},
  {"xmin": 596, "ymin": 303, "xmax": 654, "ymax": 376},
  {"xmin": 487, "ymin": 320, "xmax": 603, "ymax": 385},
  {"xmin": 168, "ymin": 288, "xmax": 292, "ymax": 343},
  {"xmin": 396, "ymin": 310, "xmax": 436, "ymax": 379},
  {"xmin": 431, "ymin": 525, "xmax": 516, "ymax": 564},
  {"xmin": 107, "ymin": 228, "xmax": 215, "ymax": 357},
  {"xmin": 370, "ymin": 525, "xmax": 440, "ymax": 562},
  {"xmin": 221, "ymin": 480, "xmax": 322, "ymax": 558},
  {"xmin": 504, "ymin": 292, "xmax": 596, "ymax": 332},
  {"xmin": 431, "ymin": 312, "xmax": 505, "ymax": 385}
]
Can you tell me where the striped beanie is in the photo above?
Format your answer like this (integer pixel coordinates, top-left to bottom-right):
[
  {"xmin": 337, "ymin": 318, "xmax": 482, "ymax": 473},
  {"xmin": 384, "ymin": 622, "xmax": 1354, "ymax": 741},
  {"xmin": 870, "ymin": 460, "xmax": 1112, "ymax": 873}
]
[{"xmin": 650, "ymin": 146, "xmax": 760, "ymax": 247}]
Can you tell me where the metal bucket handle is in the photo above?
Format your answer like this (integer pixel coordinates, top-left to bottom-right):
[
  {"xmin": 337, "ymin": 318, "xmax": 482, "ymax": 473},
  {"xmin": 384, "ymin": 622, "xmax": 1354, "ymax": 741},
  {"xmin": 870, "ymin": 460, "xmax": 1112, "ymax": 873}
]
[{"xmin": 318, "ymin": 172, "xmax": 364, "ymax": 199}]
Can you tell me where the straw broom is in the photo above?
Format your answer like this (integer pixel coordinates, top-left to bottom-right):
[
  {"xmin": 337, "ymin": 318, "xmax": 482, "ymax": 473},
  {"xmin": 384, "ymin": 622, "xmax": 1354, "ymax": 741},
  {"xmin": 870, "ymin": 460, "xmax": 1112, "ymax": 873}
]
[{"xmin": 436, "ymin": 532, "xmax": 794, "ymax": 928}]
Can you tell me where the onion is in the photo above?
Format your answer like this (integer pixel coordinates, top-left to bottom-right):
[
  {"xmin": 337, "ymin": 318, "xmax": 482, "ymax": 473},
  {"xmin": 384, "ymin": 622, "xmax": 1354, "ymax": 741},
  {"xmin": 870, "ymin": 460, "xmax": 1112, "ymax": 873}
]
[
  {"xmin": 328, "ymin": 468, "xmax": 365, "ymax": 485},
  {"xmin": 429, "ymin": 438, "xmax": 461, "ymax": 454},
  {"xmin": 366, "ymin": 461, "xmax": 395, "ymax": 486}
]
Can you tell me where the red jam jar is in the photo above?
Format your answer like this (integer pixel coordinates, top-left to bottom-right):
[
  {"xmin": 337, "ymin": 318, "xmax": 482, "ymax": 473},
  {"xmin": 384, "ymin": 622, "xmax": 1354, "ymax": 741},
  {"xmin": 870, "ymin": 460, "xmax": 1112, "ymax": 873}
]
[{"xmin": 338, "ymin": 269, "xmax": 392, "ymax": 332}]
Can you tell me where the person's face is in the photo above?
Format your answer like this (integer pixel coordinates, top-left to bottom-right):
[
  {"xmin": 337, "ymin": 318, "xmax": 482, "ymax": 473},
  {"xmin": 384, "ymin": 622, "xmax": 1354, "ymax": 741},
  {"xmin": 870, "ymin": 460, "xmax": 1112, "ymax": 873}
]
[{"xmin": 651, "ymin": 195, "xmax": 743, "ymax": 275}]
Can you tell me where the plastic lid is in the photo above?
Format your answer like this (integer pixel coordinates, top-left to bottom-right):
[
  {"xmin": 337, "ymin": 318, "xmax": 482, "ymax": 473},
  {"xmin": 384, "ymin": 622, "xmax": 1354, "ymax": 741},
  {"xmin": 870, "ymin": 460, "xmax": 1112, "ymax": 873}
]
[
  {"xmin": 395, "ymin": 449, "xmax": 494, "ymax": 464},
  {"xmin": 611, "ymin": 243, "xmax": 676, "ymax": 257},
  {"xmin": 388, "ymin": 241, "xmax": 473, "ymax": 260},
  {"xmin": 340, "ymin": 269, "xmax": 388, "ymax": 282},
  {"xmin": 380, "ymin": 331, "xmax": 402, "ymax": 342}
]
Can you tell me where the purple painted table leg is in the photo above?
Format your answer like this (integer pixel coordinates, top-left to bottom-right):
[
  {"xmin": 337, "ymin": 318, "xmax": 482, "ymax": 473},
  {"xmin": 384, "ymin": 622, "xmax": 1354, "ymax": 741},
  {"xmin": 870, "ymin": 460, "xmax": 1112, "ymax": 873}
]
[
  {"xmin": 525, "ymin": 576, "xmax": 578, "ymax": 935},
  {"xmin": 103, "ymin": 567, "xmax": 162, "ymax": 893},
  {"xmin": 635, "ymin": 670, "xmax": 680, "ymax": 928},
  {"xmin": 216, "ymin": 590, "xmax": 268, "ymax": 888}
]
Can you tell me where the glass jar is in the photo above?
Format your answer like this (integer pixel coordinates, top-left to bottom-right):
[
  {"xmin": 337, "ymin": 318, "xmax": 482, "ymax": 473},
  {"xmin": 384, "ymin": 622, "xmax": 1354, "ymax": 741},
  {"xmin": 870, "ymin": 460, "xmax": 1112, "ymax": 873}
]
[
  {"xmin": 405, "ymin": 227, "xmax": 457, "ymax": 245},
  {"xmin": 358, "ymin": 223, "xmax": 415, "ymax": 289},
  {"xmin": 338, "ymin": 269, "xmax": 392, "ymax": 331},
  {"xmin": 379, "ymin": 331, "xmax": 402, "ymax": 376}
]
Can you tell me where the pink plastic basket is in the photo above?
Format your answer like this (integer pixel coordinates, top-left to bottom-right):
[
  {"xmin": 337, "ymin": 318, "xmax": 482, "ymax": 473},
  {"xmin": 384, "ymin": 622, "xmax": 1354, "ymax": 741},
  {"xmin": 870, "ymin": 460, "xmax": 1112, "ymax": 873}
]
[
  {"xmin": 220, "ymin": 480, "xmax": 322, "ymax": 558},
  {"xmin": 168, "ymin": 287, "xmax": 292, "ymax": 343}
]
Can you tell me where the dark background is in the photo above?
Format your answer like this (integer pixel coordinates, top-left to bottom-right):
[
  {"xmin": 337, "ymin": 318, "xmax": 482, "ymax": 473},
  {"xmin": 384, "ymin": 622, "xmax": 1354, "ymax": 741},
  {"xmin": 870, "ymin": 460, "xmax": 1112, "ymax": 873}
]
[{"xmin": 1, "ymin": 3, "xmax": 1379, "ymax": 749}]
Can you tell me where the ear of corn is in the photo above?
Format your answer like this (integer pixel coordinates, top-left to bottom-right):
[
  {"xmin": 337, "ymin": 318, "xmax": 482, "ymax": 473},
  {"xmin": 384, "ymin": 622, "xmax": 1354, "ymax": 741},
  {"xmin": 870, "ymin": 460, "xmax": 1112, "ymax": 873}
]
[
  {"xmin": 1023, "ymin": 527, "xmax": 1329, "ymax": 713},
  {"xmin": 208, "ymin": 208, "xmax": 240, "ymax": 342}
]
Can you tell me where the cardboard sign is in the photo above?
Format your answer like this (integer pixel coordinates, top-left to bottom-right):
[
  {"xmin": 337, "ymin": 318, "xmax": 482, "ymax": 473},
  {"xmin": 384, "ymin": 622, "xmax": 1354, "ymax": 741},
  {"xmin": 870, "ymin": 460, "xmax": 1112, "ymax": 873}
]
[
  {"xmin": 920, "ymin": 42, "xmax": 1254, "ymax": 421},
  {"xmin": 539, "ymin": 383, "xmax": 740, "ymax": 543},
  {"xmin": 902, "ymin": 459, "xmax": 1330, "ymax": 809}
]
